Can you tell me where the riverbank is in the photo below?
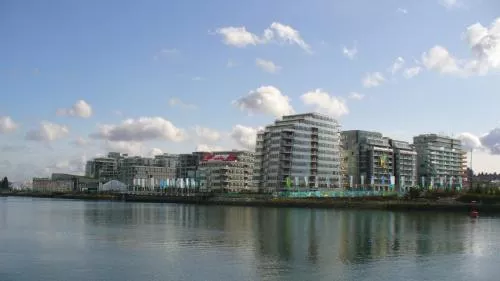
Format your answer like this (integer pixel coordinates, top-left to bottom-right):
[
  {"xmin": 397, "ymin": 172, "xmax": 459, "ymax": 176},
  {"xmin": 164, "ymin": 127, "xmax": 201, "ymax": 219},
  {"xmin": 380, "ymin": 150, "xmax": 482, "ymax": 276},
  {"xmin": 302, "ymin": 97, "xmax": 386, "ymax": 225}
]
[{"xmin": 4, "ymin": 191, "xmax": 500, "ymax": 213}]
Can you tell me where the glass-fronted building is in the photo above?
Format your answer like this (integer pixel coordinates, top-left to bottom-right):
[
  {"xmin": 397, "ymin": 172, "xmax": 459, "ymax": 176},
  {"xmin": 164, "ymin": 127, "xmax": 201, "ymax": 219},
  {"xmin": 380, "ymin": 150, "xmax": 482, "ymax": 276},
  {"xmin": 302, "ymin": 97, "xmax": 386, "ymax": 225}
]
[{"xmin": 254, "ymin": 113, "xmax": 342, "ymax": 192}]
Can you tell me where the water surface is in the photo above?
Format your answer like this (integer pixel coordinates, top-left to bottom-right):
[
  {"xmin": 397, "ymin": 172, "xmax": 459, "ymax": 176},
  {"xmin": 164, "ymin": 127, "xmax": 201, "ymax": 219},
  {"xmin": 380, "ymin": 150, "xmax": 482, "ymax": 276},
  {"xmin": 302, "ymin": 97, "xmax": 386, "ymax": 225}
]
[{"xmin": 0, "ymin": 197, "xmax": 498, "ymax": 281}]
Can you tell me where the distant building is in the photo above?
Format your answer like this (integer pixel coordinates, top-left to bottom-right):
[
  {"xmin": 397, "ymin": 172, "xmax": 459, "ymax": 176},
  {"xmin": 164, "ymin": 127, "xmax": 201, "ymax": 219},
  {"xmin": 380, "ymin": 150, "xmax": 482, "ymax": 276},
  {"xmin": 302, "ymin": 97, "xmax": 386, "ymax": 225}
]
[
  {"xmin": 85, "ymin": 154, "xmax": 119, "ymax": 182},
  {"xmin": 254, "ymin": 113, "xmax": 342, "ymax": 191},
  {"xmin": 154, "ymin": 154, "xmax": 178, "ymax": 179},
  {"xmin": 341, "ymin": 130, "xmax": 417, "ymax": 189},
  {"xmin": 51, "ymin": 173, "xmax": 99, "ymax": 191},
  {"xmin": 85, "ymin": 152, "xmax": 183, "ymax": 189},
  {"xmin": 198, "ymin": 151, "xmax": 254, "ymax": 191},
  {"xmin": 389, "ymin": 139, "xmax": 418, "ymax": 188},
  {"xmin": 118, "ymin": 154, "xmax": 180, "ymax": 188},
  {"xmin": 177, "ymin": 152, "xmax": 210, "ymax": 179},
  {"xmin": 33, "ymin": 177, "xmax": 73, "ymax": 192},
  {"xmin": 342, "ymin": 130, "xmax": 394, "ymax": 188},
  {"xmin": 413, "ymin": 134, "xmax": 467, "ymax": 187}
]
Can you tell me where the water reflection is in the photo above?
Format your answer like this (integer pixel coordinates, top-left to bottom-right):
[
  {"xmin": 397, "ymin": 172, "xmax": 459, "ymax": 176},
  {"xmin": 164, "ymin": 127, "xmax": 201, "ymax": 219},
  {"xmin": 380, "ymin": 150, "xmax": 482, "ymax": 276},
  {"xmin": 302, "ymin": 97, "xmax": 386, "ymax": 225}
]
[
  {"xmin": 2, "ymin": 198, "xmax": 500, "ymax": 281},
  {"xmin": 82, "ymin": 203, "xmax": 473, "ymax": 266}
]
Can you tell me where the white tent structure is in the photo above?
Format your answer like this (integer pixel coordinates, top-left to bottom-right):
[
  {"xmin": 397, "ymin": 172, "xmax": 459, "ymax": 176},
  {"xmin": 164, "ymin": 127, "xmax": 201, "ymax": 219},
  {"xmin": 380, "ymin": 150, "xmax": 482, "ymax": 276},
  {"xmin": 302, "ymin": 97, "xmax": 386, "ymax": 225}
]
[{"xmin": 101, "ymin": 180, "xmax": 127, "ymax": 192}]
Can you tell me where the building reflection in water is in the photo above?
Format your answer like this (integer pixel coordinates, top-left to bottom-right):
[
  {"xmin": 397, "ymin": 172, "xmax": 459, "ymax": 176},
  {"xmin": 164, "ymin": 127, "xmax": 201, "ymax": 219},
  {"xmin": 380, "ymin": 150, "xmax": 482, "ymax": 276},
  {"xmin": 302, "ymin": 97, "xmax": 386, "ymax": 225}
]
[{"xmin": 82, "ymin": 202, "xmax": 471, "ymax": 272}]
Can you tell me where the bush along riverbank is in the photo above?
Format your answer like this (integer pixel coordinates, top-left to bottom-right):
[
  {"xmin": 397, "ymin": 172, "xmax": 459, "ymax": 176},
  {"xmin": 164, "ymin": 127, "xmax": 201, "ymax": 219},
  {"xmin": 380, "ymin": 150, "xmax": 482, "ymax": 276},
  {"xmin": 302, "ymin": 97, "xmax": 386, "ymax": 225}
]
[{"xmin": 4, "ymin": 191, "xmax": 500, "ymax": 213}]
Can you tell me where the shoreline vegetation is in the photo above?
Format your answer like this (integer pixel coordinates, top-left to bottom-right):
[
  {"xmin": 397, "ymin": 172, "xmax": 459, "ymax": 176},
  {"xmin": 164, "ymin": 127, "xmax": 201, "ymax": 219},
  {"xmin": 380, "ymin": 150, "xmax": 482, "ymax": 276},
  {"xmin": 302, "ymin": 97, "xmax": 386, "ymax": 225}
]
[{"xmin": 3, "ymin": 191, "xmax": 500, "ymax": 213}]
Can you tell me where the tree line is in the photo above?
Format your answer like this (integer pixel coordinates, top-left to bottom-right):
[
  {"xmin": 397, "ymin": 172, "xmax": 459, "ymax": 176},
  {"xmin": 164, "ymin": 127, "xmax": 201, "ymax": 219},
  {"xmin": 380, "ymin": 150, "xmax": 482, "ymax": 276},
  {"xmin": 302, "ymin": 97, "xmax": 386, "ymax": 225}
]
[{"xmin": 1, "ymin": 177, "xmax": 10, "ymax": 190}]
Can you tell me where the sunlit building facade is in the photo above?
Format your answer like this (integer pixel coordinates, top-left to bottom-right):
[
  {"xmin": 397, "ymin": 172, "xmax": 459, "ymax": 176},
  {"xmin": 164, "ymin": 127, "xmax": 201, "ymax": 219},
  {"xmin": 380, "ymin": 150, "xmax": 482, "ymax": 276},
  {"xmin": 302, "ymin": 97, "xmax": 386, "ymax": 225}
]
[{"xmin": 254, "ymin": 113, "xmax": 342, "ymax": 191}]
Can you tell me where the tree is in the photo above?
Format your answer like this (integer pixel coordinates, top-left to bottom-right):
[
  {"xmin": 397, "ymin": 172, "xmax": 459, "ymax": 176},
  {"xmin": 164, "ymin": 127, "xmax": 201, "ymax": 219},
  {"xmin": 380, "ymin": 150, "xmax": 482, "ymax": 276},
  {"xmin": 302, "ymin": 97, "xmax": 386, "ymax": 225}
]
[{"xmin": 0, "ymin": 177, "xmax": 9, "ymax": 190}]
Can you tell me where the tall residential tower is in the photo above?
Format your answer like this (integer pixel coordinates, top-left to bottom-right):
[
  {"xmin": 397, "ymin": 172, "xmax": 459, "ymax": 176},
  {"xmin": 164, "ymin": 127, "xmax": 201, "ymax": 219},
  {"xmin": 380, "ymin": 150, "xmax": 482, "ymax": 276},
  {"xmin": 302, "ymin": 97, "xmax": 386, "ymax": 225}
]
[
  {"xmin": 413, "ymin": 134, "xmax": 467, "ymax": 187},
  {"xmin": 341, "ymin": 130, "xmax": 417, "ymax": 189},
  {"xmin": 254, "ymin": 113, "xmax": 342, "ymax": 191}
]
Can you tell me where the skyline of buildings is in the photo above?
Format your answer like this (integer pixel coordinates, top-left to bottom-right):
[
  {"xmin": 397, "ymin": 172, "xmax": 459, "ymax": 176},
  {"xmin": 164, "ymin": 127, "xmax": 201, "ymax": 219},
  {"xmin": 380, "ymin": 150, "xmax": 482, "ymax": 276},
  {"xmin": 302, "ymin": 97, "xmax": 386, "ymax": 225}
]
[{"xmin": 30, "ymin": 112, "xmax": 473, "ymax": 191}]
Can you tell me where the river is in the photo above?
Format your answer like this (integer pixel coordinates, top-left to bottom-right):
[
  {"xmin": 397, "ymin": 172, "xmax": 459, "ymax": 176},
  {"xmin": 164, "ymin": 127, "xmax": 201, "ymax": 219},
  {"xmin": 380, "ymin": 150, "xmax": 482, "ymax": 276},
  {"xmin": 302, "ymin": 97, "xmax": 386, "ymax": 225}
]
[{"xmin": 0, "ymin": 197, "xmax": 498, "ymax": 281}]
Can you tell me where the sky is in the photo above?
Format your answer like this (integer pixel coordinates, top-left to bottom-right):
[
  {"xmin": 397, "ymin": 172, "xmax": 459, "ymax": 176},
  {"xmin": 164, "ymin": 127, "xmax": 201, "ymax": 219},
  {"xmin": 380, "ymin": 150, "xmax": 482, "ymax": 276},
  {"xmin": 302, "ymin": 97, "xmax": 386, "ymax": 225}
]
[{"xmin": 1, "ymin": 0, "xmax": 500, "ymax": 182}]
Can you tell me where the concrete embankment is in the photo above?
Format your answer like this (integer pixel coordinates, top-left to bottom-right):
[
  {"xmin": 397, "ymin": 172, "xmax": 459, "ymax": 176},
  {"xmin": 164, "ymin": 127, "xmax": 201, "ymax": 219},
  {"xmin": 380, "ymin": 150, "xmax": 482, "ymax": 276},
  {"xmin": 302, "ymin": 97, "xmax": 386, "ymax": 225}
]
[{"xmin": 4, "ymin": 192, "xmax": 500, "ymax": 213}]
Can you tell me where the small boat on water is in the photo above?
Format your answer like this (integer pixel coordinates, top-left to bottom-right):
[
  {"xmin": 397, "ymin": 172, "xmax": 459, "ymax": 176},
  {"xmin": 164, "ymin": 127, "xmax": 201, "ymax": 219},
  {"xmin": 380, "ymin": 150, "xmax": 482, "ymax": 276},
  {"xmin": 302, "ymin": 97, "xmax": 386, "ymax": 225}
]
[
  {"xmin": 469, "ymin": 200, "xmax": 479, "ymax": 218},
  {"xmin": 470, "ymin": 210, "xmax": 479, "ymax": 218}
]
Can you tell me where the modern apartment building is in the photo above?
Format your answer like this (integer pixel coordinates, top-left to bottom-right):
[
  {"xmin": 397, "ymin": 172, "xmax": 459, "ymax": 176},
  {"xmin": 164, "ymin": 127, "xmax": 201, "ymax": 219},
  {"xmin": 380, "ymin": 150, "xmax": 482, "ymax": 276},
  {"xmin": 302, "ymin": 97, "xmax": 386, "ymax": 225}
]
[
  {"xmin": 85, "ymin": 155, "xmax": 119, "ymax": 182},
  {"xmin": 254, "ymin": 112, "xmax": 342, "ymax": 191},
  {"xmin": 390, "ymin": 139, "xmax": 418, "ymax": 188},
  {"xmin": 413, "ymin": 134, "xmax": 467, "ymax": 187},
  {"xmin": 198, "ymin": 150, "xmax": 254, "ymax": 191},
  {"xmin": 341, "ymin": 130, "xmax": 417, "ymax": 189},
  {"xmin": 85, "ymin": 152, "xmax": 180, "ymax": 188},
  {"xmin": 176, "ymin": 152, "xmax": 209, "ymax": 179}
]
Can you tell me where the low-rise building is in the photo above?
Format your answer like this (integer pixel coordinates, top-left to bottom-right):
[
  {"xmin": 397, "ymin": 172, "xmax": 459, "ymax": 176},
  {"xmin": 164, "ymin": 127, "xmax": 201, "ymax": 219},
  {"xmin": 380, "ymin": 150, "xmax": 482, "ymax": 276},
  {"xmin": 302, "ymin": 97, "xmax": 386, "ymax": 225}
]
[
  {"xmin": 32, "ymin": 178, "xmax": 73, "ymax": 192},
  {"xmin": 51, "ymin": 173, "xmax": 99, "ymax": 191},
  {"xmin": 199, "ymin": 151, "xmax": 254, "ymax": 191}
]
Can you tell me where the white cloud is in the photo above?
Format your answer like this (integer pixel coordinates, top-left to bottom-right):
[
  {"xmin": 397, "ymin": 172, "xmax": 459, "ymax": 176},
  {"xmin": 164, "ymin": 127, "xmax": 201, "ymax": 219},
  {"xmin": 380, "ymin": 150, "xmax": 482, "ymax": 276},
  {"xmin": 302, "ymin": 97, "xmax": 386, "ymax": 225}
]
[
  {"xmin": 90, "ymin": 117, "xmax": 187, "ymax": 142},
  {"xmin": 403, "ymin": 66, "xmax": 422, "ymax": 79},
  {"xmin": 457, "ymin": 132, "xmax": 483, "ymax": 151},
  {"xmin": 422, "ymin": 45, "xmax": 462, "ymax": 75},
  {"xmin": 457, "ymin": 128, "xmax": 500, "ymax": 155},
  {"xmin": 420, "ymin": 18, "xmax": 500, "ymax": 77},
  {"xmin": 56, "ymin": 100, "xmax": 93, "ymax": 118},
  {"xmin": 168, "ymin": 97, "xmax": 197, "ymax": 110},
  {"xmin": 362, "ymin": 72, "xmax": 385, "ymax": 88},
  {"xmin": 479, "ymin": 128, "xmax": 500, "ymax": 154},
  {"xmin": 268, "ymin": 22, "xmax": 311, "ymax": 53},
  {"xmin": 191, "ymin": 76, "xmax": 205, "ymax": 81},
  {"xmin": 216, "ymin": 22, "xmax": 311, "ymax": 52},
  {"xmin": 389, "ymin": 57, "xmax": 405, "ymax": 74},
  {"xmin": 233, "ymin": 86, "xmax": 295, "ymax": 118},
  {"xmin": 46, "ymin": 154, "xmax": 88, "ymax": 175},
  {"xmin": 256, "ymin": 58, "xmax": 281, "ymax": 73},
  {"xmin": 71, "ymin": 137, "xmax": 90, "ymax": 147},
  {"xmin": 196, "ymin": 144, "xmax": 225, "ymax": 152},
  {"xmin": 194, "ymin": 126, "xmax": 221, "ymax": 142},
  {"xmin": 464, "ymin": 18, "xmax": 500, "ymax": 74},
  {"xmin": 230, "ymin": 125, "xmax": 262, "ymax": 150},
  {"xmin": 25, "ymin": 121, "xmax": 69, "ymax": 142},
  {"xmin": 0, "ymin": 116, "xmax": 19, "ymax": 133},
  {"xmin": 216, "ymin": 26, "xmax": 261, "ymax": 47},
  {"xmin": 102, "ymin": 141, "xmax": 145, "ymax": 156},
  {"xmin": 348, "ymin": 92, "xmax": 364, "ymax": 100},
  {"xmin": 148, "ymin": 148, "xmax": 164, "ymax": 157},
  {"xmin": 342, "ymin": 45, "xmax": 358, "ymax": 59},
  {"xmin": 439, "ymin": 0, "xmax": 460, "ymax": 9},
  {"xmin": 301, "ymin": 89, "xmax": 349, "ymax": 118},
  {"xmin": 397, "ymin": 8, "xmax": 408, "ymax": 14}
]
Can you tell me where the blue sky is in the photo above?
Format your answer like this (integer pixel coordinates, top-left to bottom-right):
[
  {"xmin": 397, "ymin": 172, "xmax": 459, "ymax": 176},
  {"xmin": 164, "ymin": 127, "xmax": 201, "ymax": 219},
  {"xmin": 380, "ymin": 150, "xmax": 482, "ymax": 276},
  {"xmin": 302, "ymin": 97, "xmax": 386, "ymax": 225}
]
[{"xmin": 1, "ymin": 0, "xmax": 500, "ymax": 181}]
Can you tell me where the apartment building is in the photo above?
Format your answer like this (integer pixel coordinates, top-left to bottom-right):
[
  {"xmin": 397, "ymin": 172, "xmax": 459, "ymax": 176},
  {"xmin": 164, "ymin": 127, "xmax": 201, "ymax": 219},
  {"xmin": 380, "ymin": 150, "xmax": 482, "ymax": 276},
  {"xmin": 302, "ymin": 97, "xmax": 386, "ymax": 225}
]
[
  {"xmin": 390, "ymin": 139, "xmax": 418, "ymax": 188},
  {"xmin": 413, "ymin": 134, "xmax": 467, "ymax": 187},
  {"xmin": 254, "ymin": 113, "xmax": 342, "ymax": 191},
  {"xmin": 341, "ymin": 130, "xmax": 417, "ymax": 189},
  {"xmin": 176, "ymin": 152, "xmax": 209, "ymax": 179},
  {"xmin": 118, "ymin": 154, "xmax": 179, "ymax": 187},
  {"xmin": 85, "ymin": 152, "xmax": 180, "ymax": 188},
  {"xmin": 85, "ymin": 155, "xmax": 119, "ymax": 182},
  {"xmin": 198, "ymin": 151, "xmax": 254, "ymax": 191}
]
